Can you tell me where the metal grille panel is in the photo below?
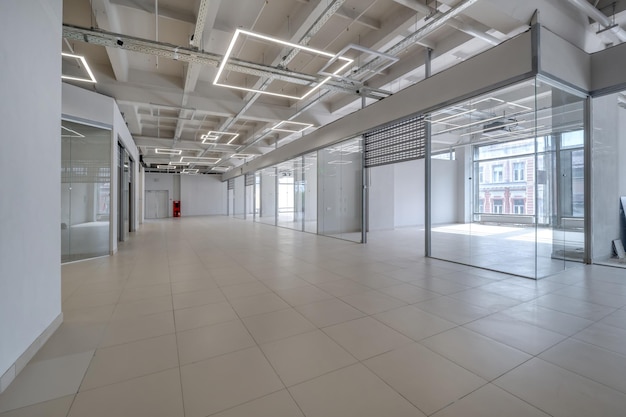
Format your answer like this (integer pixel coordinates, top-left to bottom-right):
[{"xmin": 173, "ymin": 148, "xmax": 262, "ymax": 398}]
[
  {"xmin": 245, "ymin": 173, "xmax": 255, "ymax": 186},
  {"xmin": 364, "ymin": 116, "xmax": 425, "ymax": 168},
  {"xmin": 227, "ymin": 178, "xmax": 235, "ymax": 190}
]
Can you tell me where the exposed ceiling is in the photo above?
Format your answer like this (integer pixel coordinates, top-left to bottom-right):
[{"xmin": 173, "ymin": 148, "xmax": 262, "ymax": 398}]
[{"xmin": 60, "ymin": 0, "xmax": 626, "ymax": 174}]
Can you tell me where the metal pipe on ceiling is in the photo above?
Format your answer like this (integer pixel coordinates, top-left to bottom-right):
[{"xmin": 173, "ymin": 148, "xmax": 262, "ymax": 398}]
[{"xmin": 566, "ymin": 0, "xmax": 626, "ymax": 42}]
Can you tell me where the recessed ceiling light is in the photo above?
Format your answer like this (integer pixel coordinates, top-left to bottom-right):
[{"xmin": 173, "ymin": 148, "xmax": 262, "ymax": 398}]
[
  {"xmin": 271, "ymin": 121, "xmax": 314, "ymax": 133},
  {"xmin": 328, "ymin": 160, "xmax": 353, "ymax": 165},
  {"xmin": 170, "ymin": 161, "xmax": 189, "ymax": 166},
  {"xmin": 157, "ymin": 165, "xmax": 177, "ymax": 169},
  {"xmin": 61, "ymin": 53, "xmax": 97, "ymax": 83},
  {"xmin": 155, "ymin": 148, "xmax": 182, "ymax": 155},
  {"xmin": 214, "ymin": 29, "xmax": 353, "ymax": 100}
]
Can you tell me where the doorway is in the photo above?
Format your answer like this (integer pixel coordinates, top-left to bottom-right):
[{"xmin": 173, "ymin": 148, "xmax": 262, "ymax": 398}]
[{"xmin": 145, "ymin": 190, "xmax": 169, "ymax": 219}]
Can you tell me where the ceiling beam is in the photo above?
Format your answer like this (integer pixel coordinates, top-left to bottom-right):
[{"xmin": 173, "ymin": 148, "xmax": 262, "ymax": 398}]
[
  {"xmin": 109, "ymin": 0, "xmax": 196, "ymax": 23},
  {"xmin": 336, "ymin": 6, "xmax": 381, "ymax": 30},
  {"xmin": 91, "ymin": 0, "xmax": 130, "ymax": 81}
]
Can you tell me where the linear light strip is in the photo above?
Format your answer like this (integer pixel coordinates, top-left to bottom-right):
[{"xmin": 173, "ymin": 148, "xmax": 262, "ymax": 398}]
[
  {"xmin": 61, "ymin": 52, "xmax": 97, "ymax": 83},
  {"xmin": 213, "ymin": 29, "xmax": 353, "ymax": 101}
]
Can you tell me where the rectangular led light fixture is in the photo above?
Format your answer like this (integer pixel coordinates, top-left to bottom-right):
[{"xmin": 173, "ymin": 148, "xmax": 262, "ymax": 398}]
[
  {"xmin": 61, "ymin": 53, "xmax": 97, "ymax": 83},
  {"xmin": 157, "ymin": 165, "xmax": 177, "ymax": 169},
  {"xmin": 328, "ymin": 160, "xmax": 353, "ymax": 165},
  {"xmin": 271, "ymin": 121, "xmax": 314, "ymax": 133},
  {"xmin": 170, "ymin": 161, "xmax": 189, "ymax": 166},
  {"xmin": 182, "ymin": 168, "xmax": 199, "ymax": 174},
  {"xmin": 155, "ymin": 148, "xmax": 182, "ymax": 155},
  {"xmin": 214, "ymin": 29, "xmax": 353, "ymax": 100},
  {"xmin": 202, "ymin": 131, "xmax": 240, "ymax": 145},
  {"xmin": 180, "ymin": 156, "xmax": 221, "ymax": 165},
  {"xmin": 230, "ymin": 154, "xmax": 255, "ymax": 159},
  {"xmin": 201, "ymin": 134, "xmax": 219, "ymax": 143},
  {"xmin": 212, "ymin": 166, "xmax": 231, "ymax": 172}
]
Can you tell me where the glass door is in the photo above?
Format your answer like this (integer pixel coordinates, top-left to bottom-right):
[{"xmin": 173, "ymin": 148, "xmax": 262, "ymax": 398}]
[{"xmin": 61, "ymin": 120, "xmax": 111, "ymax": 262}]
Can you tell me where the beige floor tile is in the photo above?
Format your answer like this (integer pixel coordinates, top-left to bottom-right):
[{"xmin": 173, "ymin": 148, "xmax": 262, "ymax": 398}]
[
  {"xmin": 374, "ymin": 305, "xmax": 456, "ymax": 341},
  {"xmin": 494, "ymin": 358, "xmax": 626, "ymax": 417},
  {"xmin": 174, "ymin": 302, "xmax": 238, "ymax": 332},
  {"xmin": 80, "ymin": 334, "xmax": 179, "ymax": 391},
  {"xmin": 431, "ymin": 384, "xmax": 550, "ymax": 417},
  {"xmin": 421, "ymin": 327, "xmax": 531, "ymax": 381},
  {"xmin": 0, "ymin": 395, "xmax": 74, "ymax": 417},
  {"xmin": 316, "ymin": 279, "xmax": 371, "ymax": 297},
  {"xmin": 99, "ymin": 311, "xmax": 175, "ymax": 347},
  {"xmin": 500, "ymin": 301, "xmax": 594, "ymax": 336},
  {"xmin": 172, "ymin": 289, "xmax": 227, "ymax": 310},
  {"xmin": 448, "ymin": 289, "xmax": 521, "ymax": 312},
  {"xmin": 539, "ymin": 338, "xmax": 626, "ymax": 393},
  {"xmin": 214, "ymin": 273, "xmax": 258, "ymax": 287},
  {"xmin": 598, "ymin": 308, "xmax": 626, "ymax": 331},
  {"xmin": 221, "ymin": 281, "xmax": 271, "ymax": 300},
  {"xmin": 348, "ymin": 274, "xmax": 405, "ymax": 289},
  {"xmin": 228, "ymin": 293, "xmax": 291, "ymax": 318},
  {"xmin": 295, "ymin": 298, "xmax": 365, "ymax": 328},
  {"xmin": 323, "ymin": 317, "xmax": 413, "ymax": 360},
  {"xmin": 0, "ymin": 351, "xmax": 93, "ymax": 413},
  {"xmin": 288, "ymin": 364, "xmax": 425, "ymax": 417},
  {"xmin": 68, "ymin": 368, "xmax": 184, "ymax": 417},
  {"xmin": 61, "ymin": 305, "xmax": 115, "ymax": 324},
  {"xmin": 364, "ymin": 343, "xmax": 486, "ymax": 415},
  {"xmin": 534, "ymin": 294, "xmax": 615, "ymax": 321},
  {"xmin": 118, "ymin": 283, "xmax": 172, "ymax": 303},
  {"xmin": 340, "ymin": 291, "xmax": 406, "ymax": 315},
  {"xmin": 170, "ymin": 278, "xmax": 217, "ymax": 294},
  {"xmin": 465, "ymin": 313, "xmax": 568, "ymax": 355},
  {"xmin": 180, "ymin": 347, "xmax": 284, "ymax": 417},
  {"xmin": 377, "ymin": 284, "xmax": 440, "ymax": 304},
  {"xmin": 177, "ymin": 320, "xmax": 255, "ymax": 365},
  {"xmin": 572, "ymin": 322, "xmax": 626, "ymax": 356},
  {"xmin": 209, "ymin": 390, "xmax": 304, "ymax": 417},
  {"xmin": 242, "ymin": 308, "xmax": 316, "ymax": 344},
  {"xmin": 62, "ymin": 290, "xmax": 121, "ymax": 311},
  {"xmin": 261, "ymin": 330, "xmax": 357, "ymax": 386},
  {"xmin": 414, "ymin": 296, "xmax": 492, "ymax": 324},
  {"xmin": 260, "ymin": 276, "xmax": 311, "ymax": 291},
  {"xmin": 275, "ymin": 286, "xmax": 334, "ymax": 306},
  {"xmin": 32, "ymin": 322, "xmax": 107, "ymax": 362},
  {"xmin": 111, "ymin": 295, "xmax": 172, "ymax": 321}
]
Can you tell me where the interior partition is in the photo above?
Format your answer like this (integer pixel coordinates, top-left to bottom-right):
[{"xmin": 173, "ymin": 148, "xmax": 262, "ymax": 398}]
[
  {"xmin": 61, "ymin": 120, "xmax": 112, "ymax": 262},
  {"xmin": 428, "ymin": 77, "xmax": 586, "ymax": 279}
]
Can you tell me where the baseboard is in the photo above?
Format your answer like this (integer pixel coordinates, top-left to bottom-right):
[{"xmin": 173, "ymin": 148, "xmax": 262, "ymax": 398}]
[{"xmin": 0, "ymin": 313, "xmax": 63, "ymax": 393}]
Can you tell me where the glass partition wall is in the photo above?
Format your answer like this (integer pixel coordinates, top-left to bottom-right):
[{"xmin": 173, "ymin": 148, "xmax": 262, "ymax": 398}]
[
  {"xmin": 61, "ymin": 120, "xmax": 111, "ymax": 262},
  {"xmin": 428, "ymin": 78, "xmax": 586, "ymax": 279},
  {"xmin": 246, "ymin": 138, "xmax": 359, "ymax": 242},
  {"xmin": 318, "ymin": 137, "xmax": 363, "ymax": 242}
]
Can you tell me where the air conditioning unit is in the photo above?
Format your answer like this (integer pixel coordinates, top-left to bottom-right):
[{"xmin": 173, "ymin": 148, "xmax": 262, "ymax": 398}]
[{"xmin": 483, "ymin": 118, "xmax": 517, "ymax": 133}]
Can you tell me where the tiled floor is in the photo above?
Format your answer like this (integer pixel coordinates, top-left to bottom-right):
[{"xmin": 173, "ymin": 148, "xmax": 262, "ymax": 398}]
[{"xmin": 2, "ymin": 216, "xmax": 626, "ymax": 417}]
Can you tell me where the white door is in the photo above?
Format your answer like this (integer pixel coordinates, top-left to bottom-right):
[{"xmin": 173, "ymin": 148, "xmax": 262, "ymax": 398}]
[{"xmin": 145, "ymin": 190, "xmax": 169, "ymax": 219}]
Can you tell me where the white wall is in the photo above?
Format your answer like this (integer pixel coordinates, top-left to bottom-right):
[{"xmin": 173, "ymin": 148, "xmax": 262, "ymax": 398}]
[
  {"xmin": 394, "ymin": 160, "xmax": 425, "ymax": 227},
  {"xmin": 369, "ymin": 165, "xmax": 395, "ymax": 230},
  {"xmin": 368, "ymin": 158, "xmax": 458, "ymax": 231},
  {"xmin": 591, "ymin": 93, "xmax": 626, "ymax": 261},
  {"xmin": 0, "ymin": 0, "xmax": 63, "ymax": 391},
  {"xmin": 146, "ymin": 173, "xmax": 227, "ymax": 217},
  {"xmin": 145, "ymin": 174, "xmax": 175, "ymax": 217},
  {"xmin": 181, "ymin": 175, "xmax": 227, "ymax": 216}
]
